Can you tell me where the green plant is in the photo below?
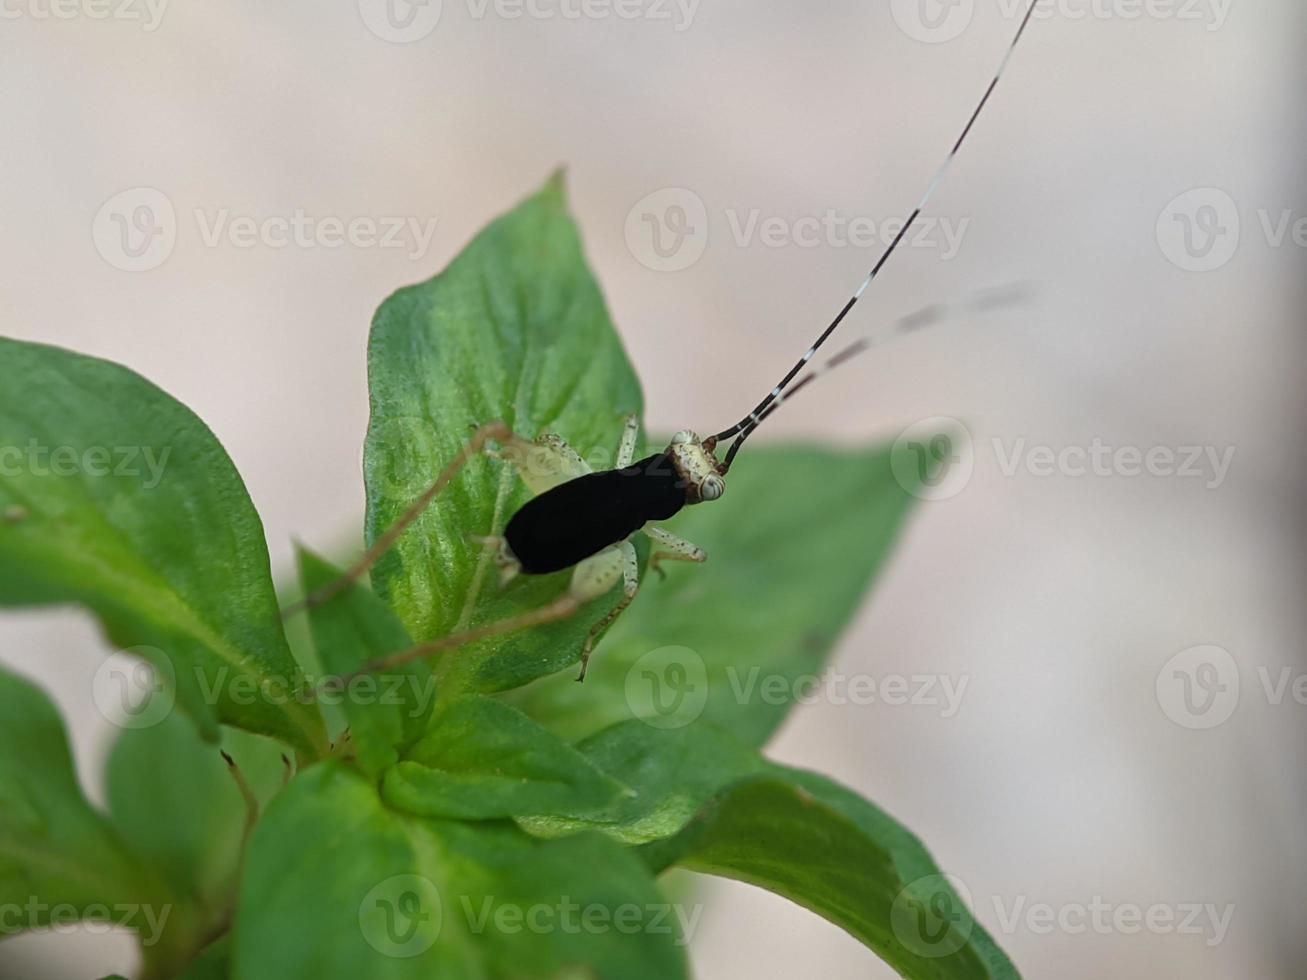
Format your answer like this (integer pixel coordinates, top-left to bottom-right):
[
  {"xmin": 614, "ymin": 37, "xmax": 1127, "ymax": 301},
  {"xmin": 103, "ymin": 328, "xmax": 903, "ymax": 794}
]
[{"xmin": 0, "ymin": 174, "xmax": 1018, "ymax": 979}]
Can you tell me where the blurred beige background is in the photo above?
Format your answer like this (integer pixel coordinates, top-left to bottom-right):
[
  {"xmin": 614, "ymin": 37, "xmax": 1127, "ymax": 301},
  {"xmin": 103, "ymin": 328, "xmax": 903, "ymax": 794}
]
[{"xmin": 2, "ymin": 1, "xmax": 1303, "ymax": 977}]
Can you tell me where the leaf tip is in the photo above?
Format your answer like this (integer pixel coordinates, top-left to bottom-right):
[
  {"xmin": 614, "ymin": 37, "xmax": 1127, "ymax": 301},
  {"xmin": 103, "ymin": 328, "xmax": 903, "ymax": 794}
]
[{"xmin": 543, "ymin": 166, "xmax": 570, "ymax": 205}]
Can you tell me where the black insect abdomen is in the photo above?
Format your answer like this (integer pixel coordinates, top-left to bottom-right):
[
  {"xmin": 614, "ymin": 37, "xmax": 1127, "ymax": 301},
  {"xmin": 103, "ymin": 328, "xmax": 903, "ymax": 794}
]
[{"xmin": 504, "ymin": 453, "xmax": 687, "ymax": 574}]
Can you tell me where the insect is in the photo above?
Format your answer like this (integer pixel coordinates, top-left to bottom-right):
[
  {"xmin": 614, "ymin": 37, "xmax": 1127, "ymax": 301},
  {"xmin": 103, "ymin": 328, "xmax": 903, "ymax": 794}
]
[{"xmin": 300, "ymin": 0, "xmax": 1042, "ymax": 686}]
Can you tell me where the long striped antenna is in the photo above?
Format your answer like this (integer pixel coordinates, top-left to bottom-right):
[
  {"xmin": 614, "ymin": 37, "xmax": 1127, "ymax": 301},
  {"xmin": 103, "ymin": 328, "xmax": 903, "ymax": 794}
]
[
  {"xmin": 748, "ymin": 283, "xmax": 1032, "ymax": 430},
  {"xmin": 714, "ymin": 0, "xmax": 1042, "ymax": 472}
]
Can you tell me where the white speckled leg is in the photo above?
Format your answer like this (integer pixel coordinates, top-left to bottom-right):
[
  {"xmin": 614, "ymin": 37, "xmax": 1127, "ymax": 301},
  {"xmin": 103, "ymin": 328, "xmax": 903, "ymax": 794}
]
[
  {"xmin": 469, "ymin": 535, "xmax": 523, "ymax": 587},
  {"xmin": 571, "ymin": 539, "xmax": 640, "ymax": 681},
  {"xmin": 497, "ymin": 431, "xmax": 593, "ymax": 496},
  {"xmin": 644, "ymin": 525, "xmax": 707, "ymax": 577},
  {"xmin": 615, "ymin": 415, "xmax": 640, "ymax": 468}
]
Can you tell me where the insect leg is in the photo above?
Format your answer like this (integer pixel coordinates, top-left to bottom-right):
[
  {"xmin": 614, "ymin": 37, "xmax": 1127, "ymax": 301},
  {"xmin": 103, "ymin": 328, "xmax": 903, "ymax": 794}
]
[
  {"xmin": 319, "ymin": 541, "xmax": 637, "ymax": 692},
  {"xmin": 469, "ymin": 534, "xmax": 523, "ymax": 587},
  {"xmin": 322, "ymin": 591, "xmax": 584, "ymax": 692},
  {"xmin": 458, "ymin": 431, "xmax": 590, "ymax": 627},
  {"xmin": 283, "ymin": 420, "xmax": 516, "ymax": 617},
  {"xmin": 575, "ymin": 540, "xmax": 640, "ymax": 682},
  {"xmin": 644, "ymin": 525, "xmax": 707, "ymax": 578},
  {"xmin": 498, "ymin": 431, "xmax": 593, "ymax": 495},
  {"xmin": 615, "ymin": 414, "xmax": 640, "ymax": 468},
  {"xmin": 221, "ymin": 749, "xmax": 260, "ymax": 855}
]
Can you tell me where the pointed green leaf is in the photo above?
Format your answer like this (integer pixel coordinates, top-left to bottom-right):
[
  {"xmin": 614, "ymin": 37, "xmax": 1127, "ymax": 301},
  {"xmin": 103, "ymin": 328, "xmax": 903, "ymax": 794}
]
[
  {"xmin": 0, "ymin": 666, "xmax": 201, "ymax": 969},
  {"xmin": 233, "ymin": 762, "xmax": 689, "ymax": 980},
  {"xmin": 105, "ymin": 715, "xmax": 288, "ymax": 921},
  {"xmin": 362, "ymin": 174, "xmax": 642, "ymax": 697},
  {"xmin": 527, "ymin": 720, "xmax": 1018, "ymax": 980},
  {"xmin": 0, "ymin": 338, "xmax": 326, "ymax": 757},
  {"xmin": 297, "ymin": 547, "xmax": 436, "ymax": 776},
  {"xmin": 381, "ymin": 696, "xmax": 624, "ymax": 820},
  {"xmin": 510, "ymin": 442, "xmax": 916, "ymax": 746},
  {"xmin": 520, "ymin": 720, "xmax": 764, "ymax": 844},
  {"xmin": 644, "ymin": 773, "xmax": 1020, "ymax": 980}
]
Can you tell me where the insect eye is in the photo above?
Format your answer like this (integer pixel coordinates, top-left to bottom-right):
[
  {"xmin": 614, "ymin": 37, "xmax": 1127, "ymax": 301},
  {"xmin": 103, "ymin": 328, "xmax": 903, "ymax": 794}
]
[
  {"xmin": 670, "ymin": 429, "xmax": 698, "ymax": 446},
  {"xmin": 700, "ymin": 476, "xmax": 725, "ymax": 501}
]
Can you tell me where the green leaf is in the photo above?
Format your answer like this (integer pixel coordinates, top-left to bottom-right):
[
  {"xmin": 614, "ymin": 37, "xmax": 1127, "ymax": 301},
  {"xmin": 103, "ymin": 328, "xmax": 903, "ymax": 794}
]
[
  {"xmin": 381, "ymin": 696, "xmax": 624, "ymax": 820},
  {"xmin": 105, "ymin": 714, "xmax": 288, "ymax": 922},
  {"xmin": 233, "ymin": 762, "xmax": 688, "ymax": 980},
  {"xmin": 530, "ymin": 721, "xmax": 1018, "ymax": 980},
  {"xmin": 520, "ymin": 720, "xmax": 764, "ymax": 844},
  {"xmin": 0, "ymin": 338, "xmax": 327, "ymax": 757},
  {"xmin": 177, "ymin": 937, "xmax": 230, "ymax": 980},
  {"xmin": 0, "ymin": 666, "xmax": 200, "ymax": 970},
  {"xmin": 297, "ymin": 547, "xmax": 436, "ymax": 776},
  {"xmin": 510, "ymin": 442, "xmax": 916, "ymax": 746},
  {"xmin": 362, "ymin": 173, "xmax": 642, "ymax": 697},
  {"xmin": 645, "ymin": 773, "xmax": 1019, "ymax": 980}
]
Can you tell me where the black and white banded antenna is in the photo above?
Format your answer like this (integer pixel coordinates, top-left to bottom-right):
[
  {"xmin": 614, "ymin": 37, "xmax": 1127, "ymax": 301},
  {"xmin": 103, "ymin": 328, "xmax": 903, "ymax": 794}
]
[
  {"xmin": 712, "ymin": 0, "xmax": 1042, "ymax": 471},
  {"xmin": 749, "ymin": 283, "xmax": 1034, "ymax": 429}
]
